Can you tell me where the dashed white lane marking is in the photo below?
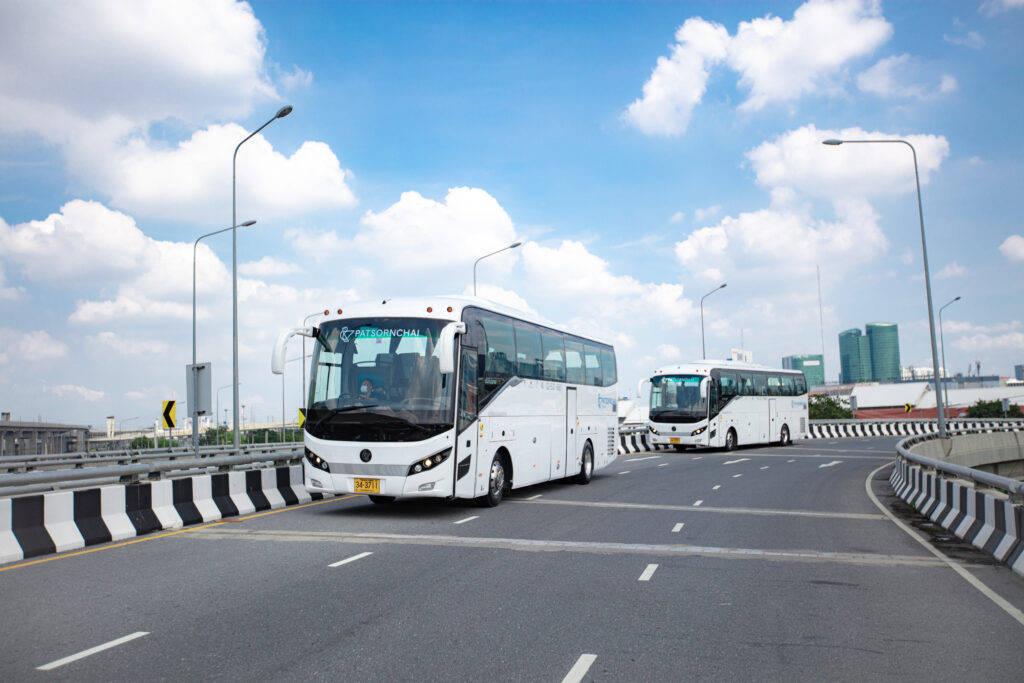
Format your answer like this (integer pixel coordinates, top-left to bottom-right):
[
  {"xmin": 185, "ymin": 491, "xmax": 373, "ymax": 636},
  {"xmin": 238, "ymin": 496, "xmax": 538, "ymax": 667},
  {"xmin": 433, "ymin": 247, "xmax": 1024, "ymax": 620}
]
[
  {"xmin": 712, "ymin": 485, "xmax": 721, "ymax": 490},
  {"xmin": 639, "ymin": 564, "xmax": 659, "ymax": 581},
  {"xmin": 562, "ymin": 654, "xmax": 597, "ymax": 683},
  {"xmin": 760, "ymin": 466, "xmax": 770, "ymax": 470},
  {"xmin": 658, "ymin": 463, "xmax": 669, "ymax": 467},
  {"xmin": 619, "ymin": 470, "xmax": 631, "ymax": 475},
  {"xmin": 787, "ymin": 459, "xmax": 796, "ymax": 463},
  {"xmin": 453, "ymin": 516, "xmax": 479, "ymax": 525},
  {"xmin": 819, "ymin": 461, "xmax": 843, "ymax": 469},
  {"xmin": 329, "ymin": 551, "xmax": 374, "ymax": 567},
  {"xmin": 692, "ymin": 456, "xmax": 703, "ymax": 460},
  {"xmin": 693, "ymin": 500, "xmax": 704, "ymax": 507},
  {"xmin": 38, "ymin": 632, "xmax": 149, "ymax": 671},
  {"xmin": 723, "ymin": 458, "xmax": 750, "ymax": 465},
  {"xmin": 672, "ymin": 523, "xmax": 685, "ymax": 533},
  {"xmin": 627, "ymin": 456, "xmax": 661, "ymax": 462},
  {"xmin": 732, "ymin": 474, "xmax": 742, "ymax": 478},
  {"xmin": 525, "ymin": 494, "xmax": 543, "ymax": 500}
]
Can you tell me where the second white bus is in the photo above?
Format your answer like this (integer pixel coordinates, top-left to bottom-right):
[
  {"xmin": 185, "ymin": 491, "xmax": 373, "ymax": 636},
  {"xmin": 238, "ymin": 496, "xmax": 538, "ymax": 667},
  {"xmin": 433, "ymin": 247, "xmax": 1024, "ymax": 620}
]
[
  {"xmin": 272, "ymin": 296, "xmax": 619, "ymax": 506},
  {"xmin": 642, "ymin": 361, "xmax": 808, "ymax": 451}
]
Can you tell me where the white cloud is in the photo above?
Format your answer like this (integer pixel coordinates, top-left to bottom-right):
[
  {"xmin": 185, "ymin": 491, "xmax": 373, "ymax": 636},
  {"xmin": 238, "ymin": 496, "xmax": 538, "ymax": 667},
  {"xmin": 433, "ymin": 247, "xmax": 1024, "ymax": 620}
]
[
  {"xmin": 998, "ymin": 235, "xmax": 1024, "ymax": 261},
  {"xmin": 944, "ymin": 320, "xmax": 1020, "ymax": 335},
  {"xmin": 105, "ymin": 124, "xmax": 356, "ymax": 222},
  {"xmin": 465, "ymin": 285, "xmax": 537, "ymax": 315},
  {"xmin": 943, "ymin": 29, "xmax": 986, "ymax": 49},
  {"xmin": 900, "ymin": 248, "xmax": 914, "ymax": 265},
  {"xmin": 50, "ymin": 384, "xmax": 105, "ymax": 402},
  {"xmin": 17, "ymin": 330, "xmax": 69, "ymax": 361},
  {"xmin": 625, "ymin": 1, "xmax": 892, "ymax": 134},
  {"xmin": 656, "ymin": 344, "xmax": 683, "ymax": 362},
  {"xmin": 278, "ymin": 66, "xmax": 314, "ymax": 90},
  {"xmin": 934, "ymin": 261, "xmax": 965, "ymax": 279},
  {"xmin": 88, "ymin": 332, "xmax": 171, "ymax": 358},
  {"xmin": 747, "ymin": 124, "xmax": 949, "ymax": 199},
  {"xmin": 951, "ymin": 331, "xmax": 1024, "ymax": 352},
  {"xmin": 857, "ymin": 54, "xmax": 957, "ymax": 99},
  {"xmin": 981, "ymin": 0, "xmax": 1024, "ymax": 17},
  {"xmin": 624, "ymin": 18, "xmax": 730, "ymax": 135},
  {"xmin": 729, "ymin": 0, "xmax": 892, "ymax": 111},
  {"xmin": 669, "ymin": 211, "xmax": 685, "ymax": 223},
  {"xmin": 240, "ymin": 256, "xmax": 303, "ymax": 277},
  {"xmin": 694, "ymin": 205, "xmax": 723, "ymax": 222}
]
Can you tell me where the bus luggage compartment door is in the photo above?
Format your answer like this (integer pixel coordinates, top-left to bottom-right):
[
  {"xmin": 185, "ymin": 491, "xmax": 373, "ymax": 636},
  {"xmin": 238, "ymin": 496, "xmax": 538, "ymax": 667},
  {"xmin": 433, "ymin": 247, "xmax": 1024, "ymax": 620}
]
[{"xmin": 564, "ymin": 387, "xmax": 578, "ymax": 477}]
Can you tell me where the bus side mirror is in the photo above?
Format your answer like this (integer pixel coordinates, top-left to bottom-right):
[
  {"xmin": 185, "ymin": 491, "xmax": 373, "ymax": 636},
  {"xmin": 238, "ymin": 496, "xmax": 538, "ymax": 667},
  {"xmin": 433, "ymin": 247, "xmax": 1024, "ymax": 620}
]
[
  {"xmin": 700, "ymin": 377, "xmax": 710, "ymax": 399},
  {"xmin": 637, "ymin": 378, "xmax": 650, "ymax": 398},
  {"xmin": 438, "ymin": 322, "xmax": 466, "ymax": 375},
  {"xmin": 271, "ymin": 326, "xmax": 316, "ymax": 375}
]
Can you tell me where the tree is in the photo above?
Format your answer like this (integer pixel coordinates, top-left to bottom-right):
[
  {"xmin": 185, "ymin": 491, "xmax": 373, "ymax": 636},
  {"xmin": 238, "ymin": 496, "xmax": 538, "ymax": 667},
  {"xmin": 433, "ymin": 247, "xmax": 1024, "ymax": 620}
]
[
  {"xmin": 809, "ymin": 394, "xmax": 853, "ymax": 420},
  {"xmin": 965, "ymin": 399, "xmax": 1022, "ymax": 419}
]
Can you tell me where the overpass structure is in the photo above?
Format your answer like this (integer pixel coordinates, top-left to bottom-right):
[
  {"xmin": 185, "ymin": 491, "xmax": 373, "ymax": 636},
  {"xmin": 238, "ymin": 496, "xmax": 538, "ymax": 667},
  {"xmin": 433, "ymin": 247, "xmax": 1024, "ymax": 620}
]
[{"xmin": 0, "ymin": 413, "xmax": 89, "ymax": 457}]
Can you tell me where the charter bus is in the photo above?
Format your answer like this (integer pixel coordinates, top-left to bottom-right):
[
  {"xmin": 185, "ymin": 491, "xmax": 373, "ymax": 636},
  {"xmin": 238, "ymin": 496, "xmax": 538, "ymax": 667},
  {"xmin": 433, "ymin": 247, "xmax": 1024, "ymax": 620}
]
[
  {"xmin": 641, "ymin": 360, "xmax": 808, "ymax": 451},
  {"xmin": 272, "ymin": 296, "xmax": 618, "ymax": 506}
]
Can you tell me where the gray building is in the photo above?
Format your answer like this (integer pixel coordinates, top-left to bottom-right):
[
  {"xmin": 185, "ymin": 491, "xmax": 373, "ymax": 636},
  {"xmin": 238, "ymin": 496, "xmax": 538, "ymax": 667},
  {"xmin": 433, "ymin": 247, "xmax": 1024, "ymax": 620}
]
[
  {"xmin": 1016, "ymin": 364, "xmax": 1023, "ymax": 381},
  {"xmin": 782, "ymin": 354, "xmax": 825, "ymax": 387},
  {"xmin": 1, "ymin": 412, "xmax": 90, "ymax": 456}
]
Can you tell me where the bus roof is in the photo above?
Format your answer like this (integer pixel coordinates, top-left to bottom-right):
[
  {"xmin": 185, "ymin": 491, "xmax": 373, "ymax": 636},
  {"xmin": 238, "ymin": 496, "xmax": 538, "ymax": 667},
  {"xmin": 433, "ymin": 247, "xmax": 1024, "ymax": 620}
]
[
  {"xmin": 312, "ymin": 295, "xmax": 614, "ymax": 347},
  {"xmin": 651, "ymin": 360, "xmax": 805, "ymax": 377}
]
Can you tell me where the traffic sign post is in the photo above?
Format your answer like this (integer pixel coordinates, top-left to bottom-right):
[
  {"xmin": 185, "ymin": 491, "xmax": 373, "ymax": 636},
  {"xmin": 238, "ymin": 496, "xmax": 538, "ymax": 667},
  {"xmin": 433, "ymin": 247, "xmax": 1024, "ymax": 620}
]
[
  {"xmin": 162, "ymin": 400, "xmax": 176, "ymax": 449},
  {"xmin": 186, "ymin": 362, "xmax": 212, "ymax": 458}
]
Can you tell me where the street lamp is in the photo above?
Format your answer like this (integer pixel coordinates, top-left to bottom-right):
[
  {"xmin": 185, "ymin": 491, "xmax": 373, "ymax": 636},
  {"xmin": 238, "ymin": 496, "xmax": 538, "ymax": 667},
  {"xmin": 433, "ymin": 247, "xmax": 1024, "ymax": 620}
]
[
  {"xmin": 939, "ymin": 296, "xmax": 961, "ymax": 422},
  {"xmin": 232, "ymin": 104, "xmax": 292, "ymax": 449},
  {"xmin": 193, "ymin": 220, "xmax": 255, "ymax": 454},
  {"xmin": 823, "ymin": 138, "xmax": 947, "ymax": 438},
  {"xmin": 700, "ymin": 283, "xmax": 727, "ymax": 360},
  {"xmin": 473, "ymin": 242, "xmax": 522, "ymax": 296}
]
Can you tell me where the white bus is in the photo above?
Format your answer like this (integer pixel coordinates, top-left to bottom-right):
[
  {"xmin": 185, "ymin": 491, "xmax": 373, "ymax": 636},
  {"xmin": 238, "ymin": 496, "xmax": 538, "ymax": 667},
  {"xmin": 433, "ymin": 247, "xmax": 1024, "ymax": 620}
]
[
  {"xmin": 272, "ymin": 296, "xmax": 618, "ymax": 506},
  {"xmin": 642, "ymin": 361, "xmax": 808, "ymax": 451}
]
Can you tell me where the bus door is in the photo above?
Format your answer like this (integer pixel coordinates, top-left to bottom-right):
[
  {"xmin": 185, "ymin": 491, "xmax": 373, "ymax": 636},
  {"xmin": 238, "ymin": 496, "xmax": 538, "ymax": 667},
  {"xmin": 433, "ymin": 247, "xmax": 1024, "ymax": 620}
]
[
  {"xmin": 564, "ymin": 387, "xmax": 578, "ymax": 476},
  {"xmin": 454, "ymin": 346, "xmax": 479, "ymax": 498},
  {"xmin": 768, "ymin": 398, "xmax": 777, "ymax": 442}
]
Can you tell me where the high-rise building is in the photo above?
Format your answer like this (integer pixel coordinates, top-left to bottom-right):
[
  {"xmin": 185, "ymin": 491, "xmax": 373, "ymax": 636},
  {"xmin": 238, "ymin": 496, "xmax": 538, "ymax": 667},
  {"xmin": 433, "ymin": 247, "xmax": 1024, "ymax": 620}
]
[
  {"xmin": 838, "ymin": 323, "xmax": 902, "ymax": 383},
  {"xmin": 1016, "ymin": 364, "xmax": 1023, "ymax": 381},
  {"xmin": 782, "ymin": 354, "xmax": 825, "ymax": 387},
  {"xmin": 866, "ymin": 322, "xmax": 901, "ymax": 382},
  {"xmin": 838, "ymin": 328, "xmax": 872, "ymax": 384}
]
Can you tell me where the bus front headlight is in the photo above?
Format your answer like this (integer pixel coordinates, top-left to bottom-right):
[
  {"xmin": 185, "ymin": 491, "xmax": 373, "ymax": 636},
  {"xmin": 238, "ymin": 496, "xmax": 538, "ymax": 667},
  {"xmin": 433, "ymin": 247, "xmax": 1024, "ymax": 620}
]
[
  {"xmin": 649, "ymin": 426, "xmax": 659, "ymax": 435},
  {"xmin": 690, "ymin": 427, "xmax": 706, "ymax": 436},
  {"xmin": 305, "ymin": 447, "xmax": 330, "ymax": 473},
  {"xmin": 408, "ymin": 448, "xmax": 452, "ymax": 476}
]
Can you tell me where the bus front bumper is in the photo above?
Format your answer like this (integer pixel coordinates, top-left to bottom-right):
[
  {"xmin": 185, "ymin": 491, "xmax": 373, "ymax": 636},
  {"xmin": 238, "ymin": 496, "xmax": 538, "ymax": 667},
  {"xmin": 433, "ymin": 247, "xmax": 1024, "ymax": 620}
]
[{"xmin": 304, "ymin": 460, "xmax": 452, "ymax": 499}]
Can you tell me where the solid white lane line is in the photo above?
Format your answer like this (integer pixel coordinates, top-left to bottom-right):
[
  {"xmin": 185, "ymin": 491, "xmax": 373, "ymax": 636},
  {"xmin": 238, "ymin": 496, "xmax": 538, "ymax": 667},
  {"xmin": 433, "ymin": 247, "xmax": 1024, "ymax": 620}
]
[
  {"xmin": 453, "ymin": 516, "xmax": 479, "ymax": 525},
  {"xmin": 865, "ymin": 463, "xmax": 1024, "ymax": 628},
  {"xmin": 819, "ymin": 461, "xmax": 843, "ymax": 469},
  {"xmin": 638, "ymin": 564, "xmax": 659, "ymax": 581},
  {"xmin": 672, "ymin": 523, "xmax": 684, "ymax": 533},
  {"xmin": 329, "ymin": 551, "xmax": 374, "ymax": 567},
  {"xmin": 38, "ymin": 632, "xmax": 149, "ymax": 671},
  {"xmin": 732, "ymin": 474, "xmax": 742, "ymax": 478},
  {"xmin": 712, "ymin": 485, "xmax": 721, "ymax": 490},
  {"xmin": 627, "ymin": 456, "xmax": 661, "ymax": 462},
  {"xmin": 562, "ymin": 654, "xmax": 597, "ymax": 683},
  {"xmin": 693, "ymin": 500, "xmax": 704, "ymax": 507}
]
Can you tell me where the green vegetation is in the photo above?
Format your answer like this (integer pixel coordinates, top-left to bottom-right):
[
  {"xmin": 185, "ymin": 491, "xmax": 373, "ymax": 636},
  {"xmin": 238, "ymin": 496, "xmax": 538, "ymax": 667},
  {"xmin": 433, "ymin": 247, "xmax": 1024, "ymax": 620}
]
[
  {"xmin": 809, "ymin": 394, "xmax": 853, "ymax": 420},
  {"xmin": 965, "ymin": 399, "xmax": 1022, "ymax": 419}
]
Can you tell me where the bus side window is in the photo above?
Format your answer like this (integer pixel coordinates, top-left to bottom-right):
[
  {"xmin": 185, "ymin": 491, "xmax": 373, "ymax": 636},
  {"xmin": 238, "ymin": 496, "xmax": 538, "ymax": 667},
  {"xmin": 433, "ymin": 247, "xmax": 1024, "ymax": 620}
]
[
  {"xmin": 514, "ymin": 324, "xmax": 544, "ymax": 380},
  {"xmin": 479, "ymin": 315, "xmax": 515, "ymax": 404},
  {"xmin": 565, "ymin": 339, "xmax": 584, "ymax": 384},
  {"xmin": 782, "ymin": 375, "xmax": 796, "ymax": 396},
  {"xmin": 583, "ymin": 343, "xmax": 603, "ymax": 386},
  {"xmin": 457, "ymin": 347, "xmax": 478, "ymax": 433},
  {"xmin": 600, "ymin": 348, "xmax": 617, "ymax": 387},
  {"xmin": 541, "ymin": 331, "xmax": 566, "ymax": 381}
]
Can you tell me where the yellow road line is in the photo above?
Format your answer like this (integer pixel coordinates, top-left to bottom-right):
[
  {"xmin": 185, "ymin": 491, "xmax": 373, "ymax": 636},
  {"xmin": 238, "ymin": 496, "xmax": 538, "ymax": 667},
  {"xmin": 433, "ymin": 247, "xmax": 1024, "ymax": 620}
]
[{"xmin": 0, "ymin": 495, "xmax": 357, "ymax": 573}]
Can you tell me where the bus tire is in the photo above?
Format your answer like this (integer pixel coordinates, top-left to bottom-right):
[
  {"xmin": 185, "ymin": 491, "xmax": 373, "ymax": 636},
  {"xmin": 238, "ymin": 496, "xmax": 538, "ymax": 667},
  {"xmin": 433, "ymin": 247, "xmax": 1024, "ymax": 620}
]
[
  {"xmin": 779, "ymin": 425, "xmax": 790, "ymax": 446},
  {"xmin": 368, "ymin": 495, "xmax": 395, "ymax": 504},
  {"xmin": 725, "ymin": 428, "xmax": 737, "ymax": 451},
  {"xmin": 479, "ymin": 453, "xmax": 507, "ymax": 507},
  {"xmin": 574, "ymin": 442, "xmax": 594, "ymax": 485}
]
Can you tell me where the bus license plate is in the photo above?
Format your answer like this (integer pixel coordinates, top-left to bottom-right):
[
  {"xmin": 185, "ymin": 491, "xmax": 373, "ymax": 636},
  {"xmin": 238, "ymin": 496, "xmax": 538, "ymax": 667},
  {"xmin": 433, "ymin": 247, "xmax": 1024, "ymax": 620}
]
[
  {"xmin": 354, "ymin": 478, "xmax": 380, "ymax": 494},
  {"xmin": 670, "ymin": 437, "xmax": 680, "ymax": 444}
]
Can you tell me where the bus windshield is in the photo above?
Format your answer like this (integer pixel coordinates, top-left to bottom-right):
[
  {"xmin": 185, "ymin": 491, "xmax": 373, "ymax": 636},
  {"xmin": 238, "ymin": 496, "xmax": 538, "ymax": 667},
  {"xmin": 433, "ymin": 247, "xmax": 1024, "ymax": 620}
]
[
  {"xmin": 306, "ymin": 317, "xmax": 455, "ymax": 442},
  {"xmin": 650, "ymin": 374, "xmax": 707, "ymax": 423}
]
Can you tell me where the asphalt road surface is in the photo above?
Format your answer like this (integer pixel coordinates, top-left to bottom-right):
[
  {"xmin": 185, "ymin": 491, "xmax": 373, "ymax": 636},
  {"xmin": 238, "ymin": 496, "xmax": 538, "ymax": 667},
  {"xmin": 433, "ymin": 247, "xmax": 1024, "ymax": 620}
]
[{"xmin": 3, "ymin": 436, "xmax": 1024, "ymax": 681}]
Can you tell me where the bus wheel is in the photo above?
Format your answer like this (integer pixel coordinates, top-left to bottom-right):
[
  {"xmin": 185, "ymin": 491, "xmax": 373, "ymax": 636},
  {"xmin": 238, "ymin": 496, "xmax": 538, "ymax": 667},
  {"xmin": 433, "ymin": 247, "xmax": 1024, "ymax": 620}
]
[
  {"xmin": 480, "ymin": 454, "xmax": 506, "ymax": 507},
  {"xmin": 779, "ymin": 425, "xmax": 791, "ymax": 446},
  {"xmin": 368, "ymin": 495, "xmax": 395, "ymax": 504},
  {"xmin": 725, "ymin": 428, "xmax": 737, "ymax": 451},
  {"xmin": 574, "ymin": 443, "xmax": 594, "ymax": 485}
]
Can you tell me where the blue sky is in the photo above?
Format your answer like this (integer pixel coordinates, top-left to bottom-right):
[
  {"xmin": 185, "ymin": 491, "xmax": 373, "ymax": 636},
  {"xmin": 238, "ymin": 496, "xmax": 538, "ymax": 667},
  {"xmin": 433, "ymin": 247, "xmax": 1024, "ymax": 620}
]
[{"xmin": 1, "ymin": 0, "xmax": 1022, "ymax": 429}]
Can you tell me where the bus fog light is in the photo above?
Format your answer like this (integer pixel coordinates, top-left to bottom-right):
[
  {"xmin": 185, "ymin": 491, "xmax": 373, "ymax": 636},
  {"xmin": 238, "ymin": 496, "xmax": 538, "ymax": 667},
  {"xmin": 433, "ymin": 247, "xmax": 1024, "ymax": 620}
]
[
  {"xmin": 311, "ymin": 478, "xmax": 323, "ymax": 488},
  {"xmin": 418, "ymin": 482, "xmax": 435, "ymax": 491},
  {"xmin": 414, "ymin": 464, "xmax": 422, "ymax": 473}
]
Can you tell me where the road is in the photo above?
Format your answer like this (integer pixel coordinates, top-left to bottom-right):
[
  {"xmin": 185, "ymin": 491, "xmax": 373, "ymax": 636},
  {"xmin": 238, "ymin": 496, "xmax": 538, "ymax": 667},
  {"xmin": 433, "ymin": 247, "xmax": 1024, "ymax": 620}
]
[{"xmin": 3, "ymin": 437, "xmax": 1024, "ymax": 681}]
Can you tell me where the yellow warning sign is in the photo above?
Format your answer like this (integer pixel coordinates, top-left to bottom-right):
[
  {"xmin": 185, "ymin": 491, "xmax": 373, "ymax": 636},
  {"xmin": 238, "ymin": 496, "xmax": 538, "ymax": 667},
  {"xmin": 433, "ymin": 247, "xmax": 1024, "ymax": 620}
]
[
  {"xmin": 904, "ymin": 403, "xmax": 913, "ymax": 414},
  {"xmin": 162, "ymin": 400, "xmax": 176, "ymax": 428},
  {"xmin": 298, "ymin": 408, "xmax": 306, "ymax": 429}
]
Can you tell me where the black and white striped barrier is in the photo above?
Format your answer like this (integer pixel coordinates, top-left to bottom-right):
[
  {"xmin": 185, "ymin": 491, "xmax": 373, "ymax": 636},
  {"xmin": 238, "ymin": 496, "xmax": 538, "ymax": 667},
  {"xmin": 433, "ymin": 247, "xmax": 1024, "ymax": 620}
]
[
  {"xmin": 890, "ymin": 457, "xmax": 1024, "ymax": 576},
  {"xmin": 617, "ymin": 430, "xmax": 671, "ymax": 455},
  {"xmin": 809, "ymin": 420, "xmax": 1022, "ymax": 439},
  {"xmin": 0, "ymin": 465, "xmax": 326, "ymax": 565}
]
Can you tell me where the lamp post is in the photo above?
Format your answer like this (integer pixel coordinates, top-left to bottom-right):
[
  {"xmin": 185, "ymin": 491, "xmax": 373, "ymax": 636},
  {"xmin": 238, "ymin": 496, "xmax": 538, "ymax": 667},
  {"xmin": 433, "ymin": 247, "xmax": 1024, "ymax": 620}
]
[
  {"xmin": 193, "ymin": 220, "xmax": 255, "ymax": 454},
  {"xmin": 823, "ymin": 138, "xmax": 947, "ymax": 438},
  {"xmin": 473, "ymin": 242, "xmax": 522, "ymax": 296},
  {"xmin": 232, "ymin": 105, "xmax": 292, "ymax": 449},
  {"xmin": 700, "ymin": 283, "xmax": 727, "ymax": 360},
  {"xmin": 939, "ymin": 296, "xmax": 961, "ymax": 422}
]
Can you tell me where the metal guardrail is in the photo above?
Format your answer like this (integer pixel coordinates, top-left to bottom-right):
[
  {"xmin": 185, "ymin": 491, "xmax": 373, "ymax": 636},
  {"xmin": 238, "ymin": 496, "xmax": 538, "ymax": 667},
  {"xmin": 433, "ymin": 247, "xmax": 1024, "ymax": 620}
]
[
  {"xmin": 0, "ymin": 443, "xmax": 303, "ymax": 497},
  {"xmin": 896, "ymin": 430, "xmax": 1024, "ymax": 503}
]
